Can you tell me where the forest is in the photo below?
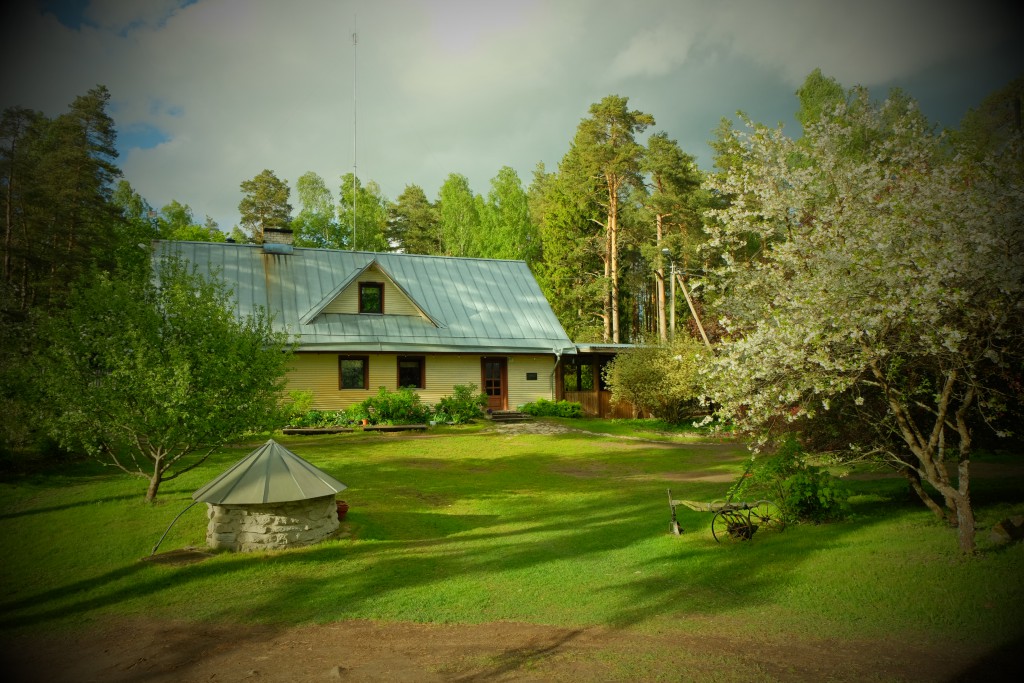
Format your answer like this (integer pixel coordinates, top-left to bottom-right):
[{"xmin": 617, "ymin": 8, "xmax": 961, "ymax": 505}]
[{"xmin": 6, "ymin": 72, "xmax": 1017, "ymax": 347}]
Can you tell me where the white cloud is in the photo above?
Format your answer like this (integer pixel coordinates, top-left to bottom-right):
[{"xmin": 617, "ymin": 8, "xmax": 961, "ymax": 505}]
[
  {"xmin": 704, "ymin": 0, "xmax": 1015, "ymax": 87},
  {"xmin": 83, "ymin": 0, "xmax": 192, "ymax": 33},
  {"xmin": 2, "ymin": 0, "xmax": 1018, "ymax": 231},
  {"xmin": 609, "ymin": 25, "xmax": 696, "ymax": 80},
  {"xmin": 609, "ymin": 1, "xmax": 1017, "ymax": 87}
]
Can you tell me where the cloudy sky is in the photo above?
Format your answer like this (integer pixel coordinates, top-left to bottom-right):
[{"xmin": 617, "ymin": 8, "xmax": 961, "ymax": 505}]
[{"xmin": 2, "ymin": 0, "xmax": 1021, "ymax": 232}]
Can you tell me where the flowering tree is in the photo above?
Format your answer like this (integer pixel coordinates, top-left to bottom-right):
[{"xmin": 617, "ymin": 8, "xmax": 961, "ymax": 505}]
[{"xmin": 700, "ymin": 88, "xmax": 1023, "ymax": 553}]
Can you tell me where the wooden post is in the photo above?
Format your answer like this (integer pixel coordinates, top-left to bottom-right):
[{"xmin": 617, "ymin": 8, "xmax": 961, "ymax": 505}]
[{"xmin": 676, "ymin": 272, "xmax": 712, "ymax": 350}]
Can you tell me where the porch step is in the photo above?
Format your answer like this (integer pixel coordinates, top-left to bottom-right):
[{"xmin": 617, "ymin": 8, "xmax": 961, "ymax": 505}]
[{"xmin": 490, "ymin": 410, "xmax": 532, "ymax": 423}]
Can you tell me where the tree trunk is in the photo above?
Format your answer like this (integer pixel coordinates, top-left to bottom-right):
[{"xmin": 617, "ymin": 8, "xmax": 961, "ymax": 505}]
[
  {"xmin": 603, "ymin": 232, "xmax": 612, "ymax": 343},
  {"xmin": 952, "ymin": 394, "xmax": 976, "ymax": 553},
  {"xmin": 609, "ymin": 184, "xmax": 620, "ymax": 343},
  {"xmin": 870, "ymin": 361, "xmax": 977, "ymax": 553},
  {"xmin": 901, "ymin": 467, "xmax": 947, "ymax": 522},
  {"xmin": 145, "ymin": 474, "xmax": 162, "ymax": 503},
  {"xmin": 656, "ymin": 215, "xmax": 667, "ymax": 342},
  {"xmin": 146, "ymin": 456, "xmax": 164, "ymax": 503},
  {"xmin": 954, "ymin": 476, "xmax": 976, "ymax": 554}
]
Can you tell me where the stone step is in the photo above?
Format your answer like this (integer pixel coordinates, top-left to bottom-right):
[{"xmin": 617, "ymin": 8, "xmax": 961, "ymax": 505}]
[{"xmin": 490, "ymin": 411, "xmax": 532, "ymax": 423}]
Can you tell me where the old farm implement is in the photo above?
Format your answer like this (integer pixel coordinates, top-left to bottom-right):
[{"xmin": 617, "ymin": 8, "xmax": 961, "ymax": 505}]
[{"xmin": 667, "ymin": 491, "xmax": 784, "ymax": 542}]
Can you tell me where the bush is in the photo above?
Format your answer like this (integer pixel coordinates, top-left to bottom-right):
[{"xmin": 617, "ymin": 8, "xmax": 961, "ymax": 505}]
[
  {"xmin": 358, "ymin": 387, "xmax": 432, "ymax": 425},
  {"xmin": 728, "ymin": 437, "xmax": 849, "ymax": 524},
  {"xmin": 601, "ymin": 336, "xmax": 705, "ymax": 423},
  {"xmin": 520, "ymin": 398, "xmax": 583, "ymax": 418},
  {"xmin": 434, "ymin": 384, "xmax": 487, "ymax": 424},
  {"xmin": 287, "ymin": 409, "xmax": 347, "ymax": 428},
  {"xmin": 281, "ymin": 390, "xmax": 315, "ymax": 425}
]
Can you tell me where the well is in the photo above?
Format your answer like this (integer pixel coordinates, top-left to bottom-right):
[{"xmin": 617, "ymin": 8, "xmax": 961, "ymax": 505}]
[{"xmin": 192, "ymin": 439, "xmax": 347, "ymax": 552}]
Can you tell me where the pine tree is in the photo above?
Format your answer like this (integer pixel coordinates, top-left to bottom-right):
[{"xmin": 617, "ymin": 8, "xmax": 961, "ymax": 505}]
[{"xmin": 238, "ymin": 169, "xmax": 292, "ymax": 243}]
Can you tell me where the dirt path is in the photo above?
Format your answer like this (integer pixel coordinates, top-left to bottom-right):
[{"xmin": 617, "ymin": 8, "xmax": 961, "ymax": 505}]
[{"xmin": 3, "ymin": 617, "xmax": 1013, "ymax": 682}]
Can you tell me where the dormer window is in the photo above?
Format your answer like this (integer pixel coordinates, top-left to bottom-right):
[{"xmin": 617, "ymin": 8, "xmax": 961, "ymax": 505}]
[{"xmin": 359, "ymin": 282, "xmax": 383, "ymax": 314}]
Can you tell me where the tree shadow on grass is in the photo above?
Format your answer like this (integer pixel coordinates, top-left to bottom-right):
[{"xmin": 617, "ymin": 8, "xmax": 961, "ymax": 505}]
[
  {"xmin": 0, "ymin": 494, "xmax": 139, "ymax": 520},
  {"xmin": 2, "ymin": 432, "xmax": 1022, "ymax": 680},
  {"xmin": 0, "ymin": 446, "xmax": 851, "ymax": 625}
]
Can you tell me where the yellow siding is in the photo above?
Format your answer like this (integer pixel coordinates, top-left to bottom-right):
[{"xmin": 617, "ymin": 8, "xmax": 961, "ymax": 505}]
[
  {"xmin": 286, "ymin": 353, "xmax": 556, "ymax": 410},
  {"xmin": 506, "ymin": 355, "xmax": 557, "ymax": 409},
  {"xmin": 322, "ymin": 265, "xmax": 423, "ymax": 318}
]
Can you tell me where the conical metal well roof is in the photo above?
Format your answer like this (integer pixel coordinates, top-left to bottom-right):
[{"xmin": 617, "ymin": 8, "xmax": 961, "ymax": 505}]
[{"xmin": 192, "ymin": 439, "xmax": 347, "ymax": 505}]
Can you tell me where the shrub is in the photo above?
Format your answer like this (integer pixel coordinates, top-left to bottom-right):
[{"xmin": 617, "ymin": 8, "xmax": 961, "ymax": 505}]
[
  {"xmin": 358, "ymin": 387, "xmax": 432, "ymax": 425},
  {"xmin": 281, "ymin": 390, "xmax": 315, "ymax": 425},
  {"xmin": 434, "ymin": 384, "xmax": 487, "ymax": 424},
  {"xmin": 601, "ymin": 336, "xmax": 705, "ymax": 423},
  {"xmin": 287, "ymin": 409, "xmax": 346, "ymax": 428},
  {"xmin": 728, "ymin": 436, "xmax": 849, "ymax": 524},
  {"xmin": 520, "ymin": 398, "xmax": 583, "ymax": 418}
]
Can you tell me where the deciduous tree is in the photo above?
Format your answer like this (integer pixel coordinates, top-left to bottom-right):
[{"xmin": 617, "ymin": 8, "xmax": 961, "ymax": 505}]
[
  {"xmin": 36, "ymin": 257, "xmax": 293, "ymax": 502},
  {"xmin": 437, "ymin": 173, "xmax": 480, "ymax": 257},
  {"xmin": 292, "ymin": 171, "xmax": 338, "ymax": 248},
  {"xmin": 603, "ymin": 335, "xmax": 705, "ymax": 422},
  {"xmin": 478, "ymin": 166, "xmax": 538, "ymax": 263},
  {"xmin": 700, "ymin": 82, "xmax": 1024, "ymax": 553},
  {"xmin": 338, "ymin": 173, "xmax": 389, "ymax": 252}
]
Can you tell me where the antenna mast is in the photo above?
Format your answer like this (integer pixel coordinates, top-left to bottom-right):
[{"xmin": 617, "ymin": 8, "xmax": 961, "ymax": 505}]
[{"xmin": 352, "ymin": 15, "xmax": 358, "ymax": 250}]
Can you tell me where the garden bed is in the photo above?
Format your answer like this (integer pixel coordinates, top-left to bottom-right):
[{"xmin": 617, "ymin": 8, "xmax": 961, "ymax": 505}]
[
  {"xmin": 281, "ymin": 426, "xmax": 356, "ymax": 435},
  {"xmin": 282, "ymin": 424, "xmax": 431, "ymax": 435}
]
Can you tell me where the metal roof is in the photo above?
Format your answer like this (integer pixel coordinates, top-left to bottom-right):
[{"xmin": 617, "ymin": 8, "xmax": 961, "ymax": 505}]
[
  {"xmin": 192, "ymin": 439, "xmax": 347, "ymax": 504},
  {"xmin": 573, "ymin": 343, "xmax": 642, "ymax": 354},
  {"xmin": 154, "ymin": 241, "xmax": 575, "ymax": 355}
]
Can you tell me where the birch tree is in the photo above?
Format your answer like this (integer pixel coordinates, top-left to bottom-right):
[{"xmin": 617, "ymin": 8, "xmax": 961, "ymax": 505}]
[
  {"xmin": 292, "ymin": 171, "xmax": 337, "ymax": 248},
  {"xmin": 701, "ymin": 88, "xmax": 1023, "ymax": 553},
  {"xmin": 437, "ymin": 173, "xmax": 480, "ymax": 257},
  {"xmin": 479, "ymin": 166, "xmax": 537, "ymax": 263}
]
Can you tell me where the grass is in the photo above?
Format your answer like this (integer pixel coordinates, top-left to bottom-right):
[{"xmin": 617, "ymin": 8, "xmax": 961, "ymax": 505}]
[
  {"xmin": 1, "ymin": 424, "xmax": 1022, "ymax": 653},
  {"xmin": 551, "ymin": 415, "xmax": 733, "ymax": 441}
]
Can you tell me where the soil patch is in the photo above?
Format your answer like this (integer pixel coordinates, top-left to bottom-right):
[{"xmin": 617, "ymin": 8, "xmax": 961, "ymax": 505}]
[{"xmin": 2, "ymin": 617, "xmax": 1012, "ymax": 682}]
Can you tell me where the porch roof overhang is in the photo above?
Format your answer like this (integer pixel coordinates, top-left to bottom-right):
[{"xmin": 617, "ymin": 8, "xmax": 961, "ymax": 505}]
[{"xmin": 573, "ymin": 343, "xmax": 640, "ymax": 354}]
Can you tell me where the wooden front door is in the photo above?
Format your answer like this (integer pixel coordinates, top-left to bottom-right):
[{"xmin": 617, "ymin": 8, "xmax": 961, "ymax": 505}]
[{"xmin": 481, "ymin": 357, "xmax": 507, "ymax": 411}]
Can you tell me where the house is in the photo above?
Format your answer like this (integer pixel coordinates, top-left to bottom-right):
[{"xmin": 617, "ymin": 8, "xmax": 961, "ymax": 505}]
[{"xmin": 154, "ymin": 229, "xmax": 576, "ymax": 412}]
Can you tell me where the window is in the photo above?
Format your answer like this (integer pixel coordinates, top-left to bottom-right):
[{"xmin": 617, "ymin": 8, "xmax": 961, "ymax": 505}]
[
  {"xmin": 597, "ymin": 355, "xmax": 613, "ymax": 391},
  {"xmin": 562, "ymin": 361, "xmax": 595, "ymax": 393},
  {"xmin": 397, "ymin": 356, "xmax": 425, "ymax": 389},
  {"xmin": 359, "ymin": 282, "xmax": 383, "ymax": 314},
  {"xmin": 339, "ymin": 355, "xmax": 369, "ymax": 389}
]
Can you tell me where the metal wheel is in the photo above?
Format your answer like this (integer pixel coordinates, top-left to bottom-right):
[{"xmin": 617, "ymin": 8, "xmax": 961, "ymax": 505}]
[
  {"xmin": 749, "ymin": 500, "xmax": 785, "ymax": 532},
  {"xmin": 712, "ymin": 510, "xmax": 753, "ymax": 543}
]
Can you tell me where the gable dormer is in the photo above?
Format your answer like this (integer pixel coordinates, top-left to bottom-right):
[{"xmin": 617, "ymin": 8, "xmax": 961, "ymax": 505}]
[{"xmin": 301, "ymin": 259, "xmax": 440, "ymax": 326}]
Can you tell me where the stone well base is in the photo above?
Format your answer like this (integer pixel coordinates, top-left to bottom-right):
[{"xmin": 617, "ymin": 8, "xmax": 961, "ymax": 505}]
[{"xmin": 205, "ymin": 495, "xmax": 340, "ymax": 552}]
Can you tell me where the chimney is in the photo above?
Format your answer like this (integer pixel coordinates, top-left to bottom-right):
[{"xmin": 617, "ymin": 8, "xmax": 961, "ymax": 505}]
[{"xmin": 262, "ymin": 227, "xmax": 294, "ymax": 254}]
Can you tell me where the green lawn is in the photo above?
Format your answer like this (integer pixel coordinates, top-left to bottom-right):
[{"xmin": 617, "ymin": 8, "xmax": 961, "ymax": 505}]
[{"xmin": 1, "ymin": 425, "xmax": 1022, "ymax": 651}]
